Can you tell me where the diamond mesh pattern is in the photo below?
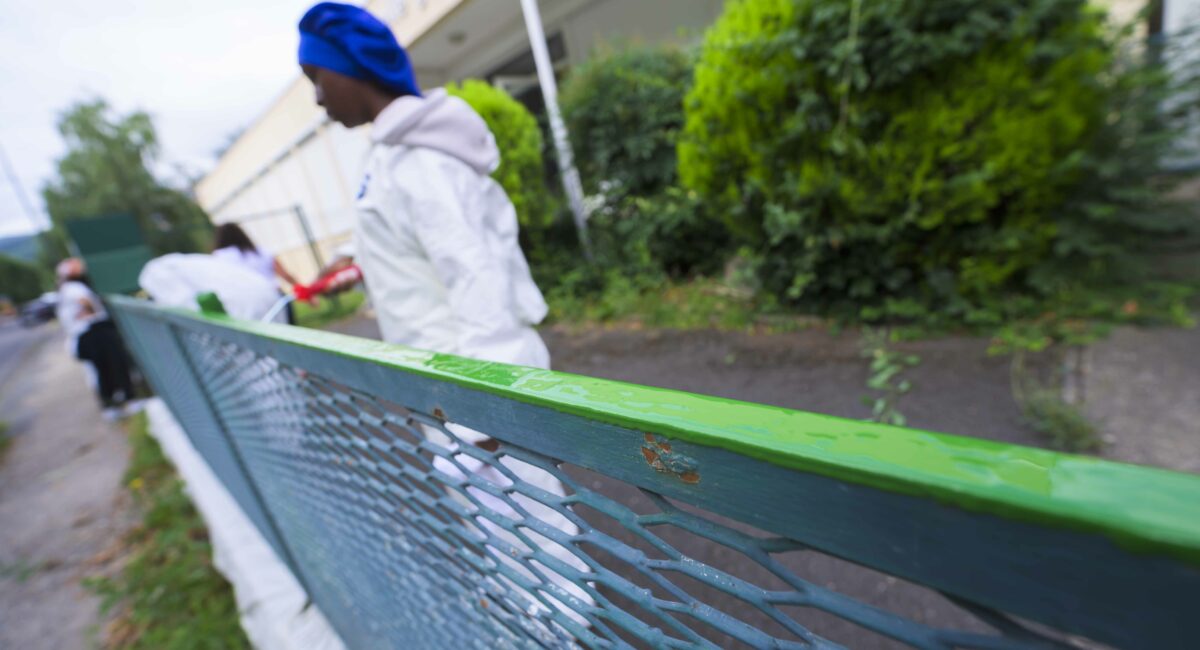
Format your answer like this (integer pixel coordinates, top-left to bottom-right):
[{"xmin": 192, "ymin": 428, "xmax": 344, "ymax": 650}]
[
  {"xmin": 144, "ymin": 324, "xmax": 1078, "ymax": 650},
  {"xmin": 111, "ymin": 311, "xmax": 291, "ymax": 562}
]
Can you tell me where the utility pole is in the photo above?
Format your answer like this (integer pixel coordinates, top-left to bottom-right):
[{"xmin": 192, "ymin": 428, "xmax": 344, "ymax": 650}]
[
  {"xmin": 0, "ymin": 140, "xmax": 44, "ymax": 233},
  {"xmin": 518, "ymin": 0, "xmax": 593, "ymax": 261}
]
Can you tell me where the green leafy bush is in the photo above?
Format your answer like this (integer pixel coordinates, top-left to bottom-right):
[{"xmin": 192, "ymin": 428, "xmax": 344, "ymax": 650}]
[
  {"xmin": 558, "ymin": 46, "xmax": 730, "ymax": 279},
  {"xmin": 43, "ymin": 99, "xmax": 212, "ymax": 258},
  {"xmin": 0, "ymin": 253, "xmax": 48, "ymax": 303},
  {"xmin": 589, "ymin": 187, "xmax": 730, "ymax": 278},
  {"xmin": 447, "ymin": 80, "xmax": 553, "ymax": 233},
  {"xmin": 562, "ymin": 46, "xmax": 693, "ymax": 199},
  {"xmin": 1043, "ymin": 24, "xmax": 1200, "ymax": 296},
  {"xmin": 680, "ymin": 0, "xmax": 1196, "ymax": 326}
]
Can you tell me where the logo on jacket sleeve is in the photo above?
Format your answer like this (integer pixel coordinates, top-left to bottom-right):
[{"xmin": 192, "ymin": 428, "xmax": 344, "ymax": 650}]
[{"xmin": 356, "ymin": 173, "xmax": 371, "ymax": 200}]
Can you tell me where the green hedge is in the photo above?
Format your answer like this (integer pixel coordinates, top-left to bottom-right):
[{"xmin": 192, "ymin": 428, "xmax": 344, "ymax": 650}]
[
  {"xmin": 588, "ymin": 188, "xmax": 729, "ymax": 279},
  {"xmin": 680, "ymin": 0, "xmax": 1193, "ymax": 325},
  {"xmin": 562, "ymin": 46, "xmax": 693, "ymax": 199},
  {"xmin": 447, "ymin": 80, "xmax": 553, "ymax": 234},
  {"xmin": 0, "ymin": 253, "xmax": 48, "ymax": 303},
  {"xmin": 559, "ymin": 46, "xmax": 730, "ymax": 279}
]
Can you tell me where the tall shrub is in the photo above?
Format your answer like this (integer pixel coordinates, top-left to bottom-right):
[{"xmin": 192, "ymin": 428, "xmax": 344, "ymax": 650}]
[
  {"xmin": 561, "ymin": 46, "xmax": 693, "ymax": 199},
  {"xmin": 561, "ymin": 46, "xmax": 729, "ymax": 278},
  {"xmin": 680, "ymin": 0, "xmax": 1194, "ymax": 324},
  {"xmin": 447, "ymin": 80, "xmax": 553, "ymax": 233},
  {"xmin": 0, "ymin": 254, "xmax": 48, "ymax": 303},
  {"xmin": 43, "ymin": 99, "xmax": 212, "ymax": 257}
]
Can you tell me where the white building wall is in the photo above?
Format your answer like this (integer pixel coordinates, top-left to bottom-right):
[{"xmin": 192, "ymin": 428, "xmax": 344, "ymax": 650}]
[
  {"xmin": 1166, "ymin": 0, "xmax": 1200, "ymax": 31},
  {"xmin": 559, "ymin": 0, "xmax": 724, "ymax": 58},
  {"xmin": 1101, "ymin": 0, "xmax": 1199, "ymax": 33}
]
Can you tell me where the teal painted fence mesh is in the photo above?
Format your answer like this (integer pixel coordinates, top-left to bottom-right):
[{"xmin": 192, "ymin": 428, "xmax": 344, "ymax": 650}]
[{"xmin": 109, "ymin": 296, "xmax": 1198, "ymax": 649}]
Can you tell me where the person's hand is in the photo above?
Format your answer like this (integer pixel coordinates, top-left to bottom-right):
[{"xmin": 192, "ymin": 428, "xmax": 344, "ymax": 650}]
[
  {"xmin": 314, "ymin": 257, "xmax": 359, "ymax": 295},
  {"xmin": 319, "ymin": 256, "xmax": 354, "ymax": 275}
]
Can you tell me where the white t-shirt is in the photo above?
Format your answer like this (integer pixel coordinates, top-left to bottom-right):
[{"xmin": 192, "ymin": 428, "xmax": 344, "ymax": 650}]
[
  {"xmin": 213, "ymin": 246, "xmax": 276, "ymax": 284},
  {"xmin": 56, "ymin": 280, "xmax": 106, "ymax": 355}
]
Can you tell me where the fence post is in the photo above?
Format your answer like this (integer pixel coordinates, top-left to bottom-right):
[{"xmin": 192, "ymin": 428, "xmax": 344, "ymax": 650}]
[
  {"xmin": 293, "ymin": 205, "xmax": 326, "ymax": 274},
  {"xmin": 292, "ymin": 204, "xmax": 339, "ymax": 309},
  {"xmin": 163, "ymin": 322, "xmax": 318, "ymax": 601}
]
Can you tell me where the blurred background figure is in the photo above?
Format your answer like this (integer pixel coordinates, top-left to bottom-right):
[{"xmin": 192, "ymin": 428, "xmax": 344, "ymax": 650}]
[
  {"xmin": 54, "ymin": 257, "xmax": 139, "ymax": 420},
  {"xmin": 212, "ymin": 222, "xmax": 299, "ymax": 324}
]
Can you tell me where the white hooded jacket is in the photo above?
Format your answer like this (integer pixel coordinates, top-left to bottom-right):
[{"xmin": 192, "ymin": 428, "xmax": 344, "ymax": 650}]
[
  {"xmin": 355, "ymin": 88, "xmax": 550, "ymax": 368},
  {"xmin": 356, "ymin": 91, "xmax": 592, "ymax": 620}
]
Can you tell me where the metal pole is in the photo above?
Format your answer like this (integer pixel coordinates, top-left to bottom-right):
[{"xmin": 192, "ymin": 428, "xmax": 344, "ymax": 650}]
[
  {"xmin": 292, "ymin": 205, "xmax": 326, "ymax": 274},
  {"xmin": 518, "ymin": 0, "xmax": 593, "ymax": 261},
  {"xmin": 293, "ymin": 204, "xmax": 338, "ymax": 308}
]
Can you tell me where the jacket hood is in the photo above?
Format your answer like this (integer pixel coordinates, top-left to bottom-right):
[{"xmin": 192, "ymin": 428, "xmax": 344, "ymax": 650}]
[{"xmin": 370, "ymin": 88, "xmax": 499, "ymax": 175}]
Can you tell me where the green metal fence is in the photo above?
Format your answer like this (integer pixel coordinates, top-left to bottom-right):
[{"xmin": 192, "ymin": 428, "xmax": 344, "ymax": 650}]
[{"xmin": 108, "ymin": 295, "xmax": 1199, "ymax": 649}]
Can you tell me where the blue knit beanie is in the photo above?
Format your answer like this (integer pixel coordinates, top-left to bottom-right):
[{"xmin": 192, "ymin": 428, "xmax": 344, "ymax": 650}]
[{"xmin": 298, "ymin": 2, "xmax": 421, "ymax": 97}]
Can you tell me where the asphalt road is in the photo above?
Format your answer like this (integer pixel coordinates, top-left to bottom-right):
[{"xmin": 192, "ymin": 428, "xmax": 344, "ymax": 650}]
[
  {"xmin": 0, "ymin": 318, "xmax": 57, "ymax": 394},
  {"xmin": 0, "ymin": 317, "xmax": 135, "ymax": 649}
]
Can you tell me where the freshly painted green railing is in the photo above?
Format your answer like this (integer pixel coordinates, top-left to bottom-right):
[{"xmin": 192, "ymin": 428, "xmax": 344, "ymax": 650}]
[{"xmin": 108, "ymin": 295, "xmax": 1199, "ymax": 649}]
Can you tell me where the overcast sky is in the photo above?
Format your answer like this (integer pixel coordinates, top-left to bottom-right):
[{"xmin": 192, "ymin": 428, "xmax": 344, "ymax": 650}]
[{"xmin": 0, "ymin": 0, "xmax": 318, "ymax": 237}]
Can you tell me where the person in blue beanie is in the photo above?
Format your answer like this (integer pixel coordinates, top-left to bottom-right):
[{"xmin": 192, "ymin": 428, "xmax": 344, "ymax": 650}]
[
  {"xmin": 297, "ymin": 1, "xmax": 419, "ymax": 127},
  {"xmin": 298, "ymin": 1, "xmax": 548, "ymax": 365},
  {"xmin": 297, "ymin": 2, "xmax": 591, "ymax": 632}
]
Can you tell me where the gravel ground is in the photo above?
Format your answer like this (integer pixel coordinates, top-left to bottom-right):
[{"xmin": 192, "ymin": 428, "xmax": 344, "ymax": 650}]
[{"xmin": 1083, "ymin": 325, "xmax": 1200, "ymax": 473}]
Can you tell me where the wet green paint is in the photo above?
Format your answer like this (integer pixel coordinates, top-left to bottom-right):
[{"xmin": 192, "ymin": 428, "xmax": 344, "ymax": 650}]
[{"xmin": 112, "ymin": 297, "xmax": 1200, "ymax": 565}]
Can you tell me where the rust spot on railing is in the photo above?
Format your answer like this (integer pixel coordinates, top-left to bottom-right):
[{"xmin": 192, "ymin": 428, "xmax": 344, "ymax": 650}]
[
  {"xmin": 641, "ymin": 434, "xmax": 700, "ymax": 484},
  {"xmin": 641, "ymin": 446, "xmax": 660, "ymax": 465}
]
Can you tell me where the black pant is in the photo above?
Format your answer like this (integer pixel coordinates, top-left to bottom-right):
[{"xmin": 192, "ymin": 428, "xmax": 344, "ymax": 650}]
[{"xmin": 76, "ymin": 320, "xmax": 135, "ymax": 407}]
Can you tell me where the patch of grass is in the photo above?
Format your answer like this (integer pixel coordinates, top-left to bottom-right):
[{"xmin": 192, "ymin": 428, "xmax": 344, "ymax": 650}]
[
  {"xmin": 0, "ymin": 420, "xmax": 10, "ymax": 462},
  {"xmin": 0, "ymin": 557, "xmax": 48, "ymax": 582},
  {"xmin": 548, "ymin": 275, "xmax": 803, "ymax": 331},
  {"xmin": 1009, "ymin": 350, "xmax": 1101, "ymax": 453},
  {"xmin": 292, "ymin": 290, "xmax": 365, "ymax": 329},
  {"xmin": 1019, "ymin": 391, "xmax": 1100, "ymax": 453},
  {"xmin": 84, "ymin": 412, "xmax": 249, "ymax": 650}
]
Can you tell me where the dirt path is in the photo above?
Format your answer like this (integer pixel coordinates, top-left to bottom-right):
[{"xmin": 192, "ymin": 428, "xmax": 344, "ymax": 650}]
[
  {"xmin": 545, "ymin": 326, "xmax": 1051, "ymax": 445},
  {"xmin": 332, "ymin": 316, "xmax": 1046, "ymax": 447},
  {"xmin": 1084, "ymin": 325, "xmax": 1200, "ymax": 473},
  {"xmin": 0, "ymin": 326, "xmax": 135, "ymax": 650},
  {"xmin": 331, "ymin": 314, "xmax": 1200, "ymax": 468}
]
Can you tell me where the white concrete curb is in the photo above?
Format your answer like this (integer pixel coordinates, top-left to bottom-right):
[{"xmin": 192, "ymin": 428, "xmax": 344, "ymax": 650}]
[{"xmin": 144, "ymin": 398, "xmax": 346, "ymax": 650}]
